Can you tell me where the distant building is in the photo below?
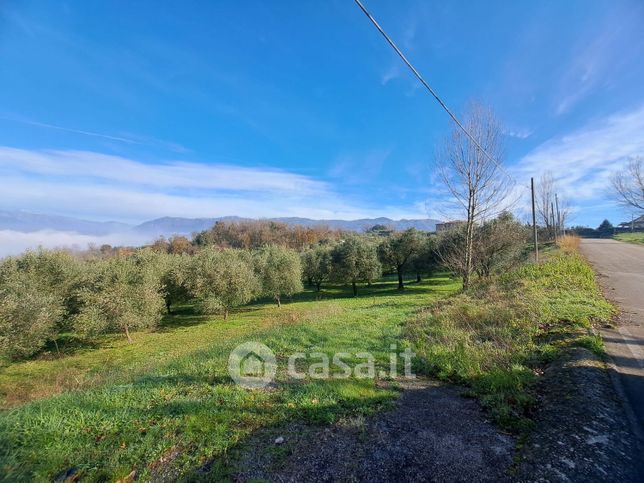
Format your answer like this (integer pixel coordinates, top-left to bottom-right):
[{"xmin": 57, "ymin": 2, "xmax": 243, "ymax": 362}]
[
  {"xmin": 617, "ymin": 214, "xmax": 644, "ymax": 230},
  {"xmin": 435, "ymin": 220, "xmax": 466, "ymax": 233}
]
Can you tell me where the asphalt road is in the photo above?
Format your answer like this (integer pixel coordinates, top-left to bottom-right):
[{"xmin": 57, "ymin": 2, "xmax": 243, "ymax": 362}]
[{"xmin": 580, "ymin": 238, "xmax": 644, "ymax": 443}]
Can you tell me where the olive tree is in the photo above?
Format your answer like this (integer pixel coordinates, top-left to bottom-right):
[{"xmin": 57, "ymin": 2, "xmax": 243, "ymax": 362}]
[
  {"xmin": 154, "ymin": 253, "xmax": 191, "ymax": 314},
  {"xmin": 378, "ymin": 229, "xmax": 422, "ymax": 289},
  {"xmin": 74, "ymin": 255, "xmax": 165, "ymax": 342},
  {"xmin": 15, "ymin": 249, "xmax": 84, "ymax": 328},
  {"xmin": 409, "ymin": 234, "xmax": 438, "ymax": 282},
  {"xmin": 331, "ymin": 236, "xmax": 381, "ymax": 296},
  {"xmin": 187, "ymin": 247, "xmax": 259, "ymax": 319},
  {"xmin": 0, "ymin": 259, "xmax": 64, "ymax": 360},
  {"xmin": 255, "ymin": 245, "xmax": 303, "ymax": 306},
  {"xmin": 301, "ymin": 244, "xmax": 333, "ymax": 291}
]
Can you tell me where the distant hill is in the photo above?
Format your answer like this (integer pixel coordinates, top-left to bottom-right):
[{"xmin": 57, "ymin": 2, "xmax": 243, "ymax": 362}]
[
  {"xmin": 0, "ymin": 210, "xmax": 440, "ymax": 239},
  {"xmin": 0, "ymin": 210, "xmax": 131, "ymax": 236}
]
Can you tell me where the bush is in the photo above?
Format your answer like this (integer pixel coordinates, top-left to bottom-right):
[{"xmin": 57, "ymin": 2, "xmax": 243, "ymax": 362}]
[{"xmin": 437, "ymin": 212, "xmax": 528, "ymax": 280}]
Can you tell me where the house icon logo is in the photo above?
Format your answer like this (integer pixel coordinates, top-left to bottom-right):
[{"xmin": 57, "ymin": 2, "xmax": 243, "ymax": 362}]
[{"xmin": 228, "ymin": 342, "xmax": 277, "ymax": 389}]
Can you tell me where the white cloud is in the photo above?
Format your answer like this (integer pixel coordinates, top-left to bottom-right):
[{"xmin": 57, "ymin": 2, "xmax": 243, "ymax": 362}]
[
  {"xmin": 0, "ymin": 147, "xmax": 326, "ymax": 195},
  {"xmin": 512, "ymin": 104, "xmax": 644, "ymax": 218},
  {"xmin": 381, "ymin": 64, "xmax": 400, "ymax": 85},
  {"xmin": 504, "ymin": 127, "xmax": 533, "ymax": 139},
  {"xmin": 0, "ymin": 146, "xmax": 428, "ymax": 223}
]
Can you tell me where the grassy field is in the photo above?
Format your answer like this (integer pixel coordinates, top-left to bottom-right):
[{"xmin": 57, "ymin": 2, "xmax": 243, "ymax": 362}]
[
  {"xmin": 0, "ymin": 253, "xmax": 613, "ymax": 480},
  {"xmin": 0, "ymin": 275, "xmax": 459, "ymax": 481},
  {"xmin": 614, "ymin": 232, "xmax": 644, "ymax": 245}
]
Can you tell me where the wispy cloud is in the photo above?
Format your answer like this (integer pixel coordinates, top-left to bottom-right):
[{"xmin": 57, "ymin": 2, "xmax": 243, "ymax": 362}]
[
  {"xmin": 504, "ymin": 127, "xmax": 533, "ymax": 139},
  {"xmin": 554, "ymin": 5, "xmax": 644, "ymax": 116},
  {"xmin": 328, "ymin": 149, "xmax": 392, "ymax": 184},
  {"xmin": 0, "ymin": 147, "xmax": 327, "ymax": 195},
  {"xmin": 0, "ymin": 146, "xmax": 426, "ymax": 223},
  {"xmin": 0, "ymin": 116, "xmax": 190, "ymax": 153},
  {"xmin": 513, "ymin": 104, "xmax": 644, "ymax": 215}
]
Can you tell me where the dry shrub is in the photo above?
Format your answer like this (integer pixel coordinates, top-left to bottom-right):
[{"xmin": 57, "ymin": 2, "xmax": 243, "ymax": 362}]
[{"xmin": 557, "ymin": 234, "xmax": 581, "ymax": 252}]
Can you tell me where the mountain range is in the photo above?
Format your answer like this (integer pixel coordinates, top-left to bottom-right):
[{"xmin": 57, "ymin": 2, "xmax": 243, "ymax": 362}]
[{"xmin": 0, "ymin": 210, "xmax": 439, "ymax": 239}]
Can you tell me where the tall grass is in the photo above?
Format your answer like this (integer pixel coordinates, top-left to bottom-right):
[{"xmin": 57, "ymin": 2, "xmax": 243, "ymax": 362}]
[
  {"xmin": 405, "ymin": 252, "xmax": 613, "ymax": 430},
  {"xmin": 556, "ymin": 234, "xmax": 581, "ymax": 252}
]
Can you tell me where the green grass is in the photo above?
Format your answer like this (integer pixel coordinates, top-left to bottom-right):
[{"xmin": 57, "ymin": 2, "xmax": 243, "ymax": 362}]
[
  {"xmin": 405, "ymin": 252, "xmax": 614, "ymax": 431},
  {"xmin": 0, "ymin": 253, "xmax": 615, "ymax": 480},
  {"xmin": 0, "ymin": 275, "xmax": 459, "ymax": 481},
  {"xmin": 614, "ymin": 232, "xmax": 644, "ymax": 245}
]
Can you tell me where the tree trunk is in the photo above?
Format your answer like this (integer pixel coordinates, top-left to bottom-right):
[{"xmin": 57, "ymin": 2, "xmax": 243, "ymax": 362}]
[
  {"xmin": 464, "ymin": 192, "xmax": 476, "ymax": 291},
  {"xmin": 124, "ymin": 324, "xmax": 132, "ymax": 343},
  {"xmin": 165, "ymin": 299, "xmax": 172, "ymax": 314},
  {"xmin": 224, "ymin": 309, "xmax": 229, "ymax": 321},
  {"xmin": 397, "ymin": 267, "xmax": 404, "ymax": 290},
  {"xmin": 352, "ymin": 282, "xmax": 357, "ymax": 297},
  {"xmin": 416, "ymin": 272, "xmax": 421, "ymax": 283},
  {"xmin": 316, "ymin": 282, "xmax": 321, "ymax": 292},
  {"xmin": 276, "ymin": 295, "xmax": 281, "ymax": 307}
]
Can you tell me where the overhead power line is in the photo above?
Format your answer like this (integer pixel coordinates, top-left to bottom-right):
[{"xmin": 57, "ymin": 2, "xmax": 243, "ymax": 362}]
[{"xmin": 353, "ymin": 0, "xmax": 524, "ymax": 189}]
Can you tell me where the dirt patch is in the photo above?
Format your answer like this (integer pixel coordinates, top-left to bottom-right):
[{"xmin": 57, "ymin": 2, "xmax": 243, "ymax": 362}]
[
  {"xmin": 516, "ymin": 347, "xmax": 642, "ymax": 482},
  {"xmin": 233, "ymin": 379, "xmax": 514, "ymax": 482}
]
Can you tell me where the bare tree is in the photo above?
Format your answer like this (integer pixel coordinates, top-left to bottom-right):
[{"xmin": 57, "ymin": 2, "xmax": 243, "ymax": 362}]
[
  {"xmin": 436, "ymin": 102, "xmax": 512, "ymax": 289},
  {"xmin": 535, "ymin": 171, "xmax": 570, "ymax": 239},
  {"xmin": 536, "ymin": 171, "xmax": 554, "ymax": 237},
  {"xmin": 612, "ymin": 157, "xmax": 644, "ymax": 211}
]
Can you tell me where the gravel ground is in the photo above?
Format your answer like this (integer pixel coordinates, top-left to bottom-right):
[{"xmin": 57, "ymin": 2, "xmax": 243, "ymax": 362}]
[
  {"xmin": 234, "ymin": 380, "xmax": 515, "ymax": 482},
  {"xmin": 516, "ymin": 347, "xmax": 642, "ymax": 482}
]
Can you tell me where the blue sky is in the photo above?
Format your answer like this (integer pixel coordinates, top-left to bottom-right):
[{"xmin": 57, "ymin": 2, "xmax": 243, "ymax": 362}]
[{"xmin": 1, "ymin": 0, "xmax": 643, "ymax": 227}]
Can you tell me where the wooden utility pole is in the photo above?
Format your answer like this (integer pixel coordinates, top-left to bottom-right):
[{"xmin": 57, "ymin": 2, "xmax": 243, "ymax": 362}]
[
  {"xmin": 551, "ymin": 201, "xmax": 557, "ymax": 244},
  {"xmin": 555, "ymin": 193, "xmax": 563, "ymax": 236},
  {"xmin": 531, "ymin": 177, "xmax": 539, "ymax": 262}
]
